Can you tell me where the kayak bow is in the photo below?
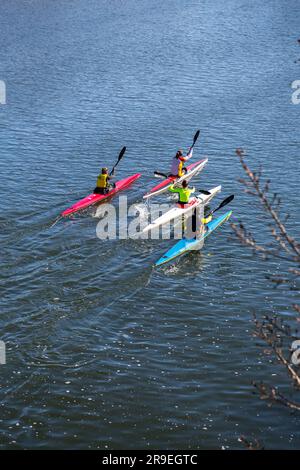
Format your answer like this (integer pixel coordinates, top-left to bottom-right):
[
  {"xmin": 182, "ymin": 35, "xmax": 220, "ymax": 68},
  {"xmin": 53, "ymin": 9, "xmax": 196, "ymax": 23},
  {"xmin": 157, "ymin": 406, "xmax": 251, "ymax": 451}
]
[{"xmin": 61, "ymin": 173, "xmax": 141, "ymax": 217}]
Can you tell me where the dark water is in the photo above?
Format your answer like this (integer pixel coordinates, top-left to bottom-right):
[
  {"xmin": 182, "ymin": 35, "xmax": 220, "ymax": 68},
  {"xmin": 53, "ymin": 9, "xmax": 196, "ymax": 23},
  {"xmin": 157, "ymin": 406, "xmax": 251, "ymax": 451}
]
[{"xmin": 0, "ymin": 0, "xmax": 300, "ymax": 449}]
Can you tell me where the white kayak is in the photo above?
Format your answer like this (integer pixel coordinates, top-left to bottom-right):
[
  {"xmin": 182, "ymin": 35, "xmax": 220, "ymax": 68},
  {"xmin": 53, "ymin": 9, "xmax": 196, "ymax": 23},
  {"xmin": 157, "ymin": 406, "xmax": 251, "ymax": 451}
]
[
  {"xmin": 142, "ymin": 185, "xmax": 221, "ymax": 234},
  {"xmin": 143, "ymin": 158, "xmax": 208, "ymax": 199}
]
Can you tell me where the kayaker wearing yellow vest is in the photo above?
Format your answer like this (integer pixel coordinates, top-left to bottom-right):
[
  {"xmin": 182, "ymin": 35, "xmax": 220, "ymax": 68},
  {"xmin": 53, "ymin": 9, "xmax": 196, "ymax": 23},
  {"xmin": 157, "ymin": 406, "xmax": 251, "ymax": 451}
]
[
  {"xmin": 189, "ymin": 206, "xmax": 213, "ymax": 239},
  {"xmin": 168, "ymin": 180, "xmax": 195, "ymax": 204},
  {"xmin": 202, "ymin": 211, "xmax": 212, "ymax": 224},
  {"xmin": 94, "ymin": 167, "xmax": 115, "ymax": 194},
  {"xmin": 170, "ymin": 148, "xmax": 193, "ymax": 177}
]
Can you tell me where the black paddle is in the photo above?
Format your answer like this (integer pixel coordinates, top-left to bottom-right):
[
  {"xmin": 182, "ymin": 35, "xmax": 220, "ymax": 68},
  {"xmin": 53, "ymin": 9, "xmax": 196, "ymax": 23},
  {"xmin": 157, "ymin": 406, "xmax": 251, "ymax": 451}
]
[
  {"xmin": 198, "ymin": 189, "xmax": 211, "ymax": 195},
  {"xmin": 189, "ymin": 129, "xmax": 200, "ymax": 152},
  {"xmin": 154, "ymin": 170, "xmax": 168, "ymax": 179},
  {"xmin": 207, "ymin": 194, "xmax": 234, "ymax": 217},
  {"xmin": 154, "ymin": 168, "xmax": 188, "ymax": 179},
  {"xmin": 110, "ymin": 146, "xmax": 126, "ymax": 175}
]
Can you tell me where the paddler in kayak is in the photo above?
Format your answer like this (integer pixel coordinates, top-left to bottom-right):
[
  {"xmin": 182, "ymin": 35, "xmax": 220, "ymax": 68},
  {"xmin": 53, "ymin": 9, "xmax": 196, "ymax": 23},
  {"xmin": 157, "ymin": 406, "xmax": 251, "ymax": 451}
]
[
  {"xmin": 168, "ymin": 179, "xmax": 195, "ymax": 205},
  {"xmin": 191, "ymin": 193, "xmax": 235, "ymax": 238},
  {"xmin": 94, "ymin": 167, "xmax": 116, "ymax": 194},
  {"xmin": 192, "ymin": 207, "xmax": 212, "ymax": 235},
  {"xmin": 170, "ymin": 148, "xmax": 193, "ymax": 177}
]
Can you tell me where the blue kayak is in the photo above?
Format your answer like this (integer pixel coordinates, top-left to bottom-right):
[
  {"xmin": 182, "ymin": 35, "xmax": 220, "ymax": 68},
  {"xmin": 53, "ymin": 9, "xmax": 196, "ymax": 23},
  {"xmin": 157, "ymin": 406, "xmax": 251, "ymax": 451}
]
[{"xmin": 155, "ymin": 210, "xmax": 232, "ymax": 267}]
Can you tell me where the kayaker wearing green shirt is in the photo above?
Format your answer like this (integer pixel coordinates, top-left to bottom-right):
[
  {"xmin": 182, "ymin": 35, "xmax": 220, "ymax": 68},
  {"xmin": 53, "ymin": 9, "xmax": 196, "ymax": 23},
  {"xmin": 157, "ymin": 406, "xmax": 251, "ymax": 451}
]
[
  {"xmin": 168, "ymin": 180, "xmax": 195, "ymax": 205},
  {"xmin": 94, "ymin": 167, "xmax": 115, "ymax": 194}
]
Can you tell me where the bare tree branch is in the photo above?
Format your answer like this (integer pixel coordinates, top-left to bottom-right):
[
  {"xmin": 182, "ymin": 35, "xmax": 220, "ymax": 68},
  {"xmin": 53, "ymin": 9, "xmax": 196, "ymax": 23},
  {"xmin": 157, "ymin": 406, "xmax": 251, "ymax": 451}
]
[
  {"xmin": 235, "ymin": 148, "xmax": 300, "ymax": 259},
  {"xmin": 253, "ymin": 382, "xmax": 300, "ymax": 411},
  {"xmin": 233, "ymin": 149, "xmax": 300, "ymax": 421}
]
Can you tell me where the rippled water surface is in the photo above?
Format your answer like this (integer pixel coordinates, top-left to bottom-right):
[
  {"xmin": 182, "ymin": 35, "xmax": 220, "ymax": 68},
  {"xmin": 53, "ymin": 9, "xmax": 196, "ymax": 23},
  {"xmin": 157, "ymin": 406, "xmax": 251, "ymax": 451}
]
[{"xmin": 0, "ymin": 0, "xmax": 299, "ymax": 449}]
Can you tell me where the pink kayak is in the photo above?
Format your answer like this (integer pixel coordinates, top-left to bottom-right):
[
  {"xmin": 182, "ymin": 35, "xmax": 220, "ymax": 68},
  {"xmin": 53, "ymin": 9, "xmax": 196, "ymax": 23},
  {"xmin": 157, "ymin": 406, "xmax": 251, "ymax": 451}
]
[
  {"xmin": 61, "ymin": 173, "xmax": 141, "ymax": 217},
  {"xmin": 143, "ymin": 158, "xmax": 208, "ymax": 199}
]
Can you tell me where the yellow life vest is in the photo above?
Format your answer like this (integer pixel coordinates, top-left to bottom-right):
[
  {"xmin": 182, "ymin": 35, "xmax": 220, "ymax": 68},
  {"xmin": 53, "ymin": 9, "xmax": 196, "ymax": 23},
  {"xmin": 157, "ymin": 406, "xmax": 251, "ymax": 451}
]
[
  {"xmin": 201, "ymin": 215, "xmax": 212, "ymax": 224},
  {"xmin": 178, "ymin": 161, "xmax": 184, "ymax": 177},
  {"xmin": 96, "ymin": 173, "xmax": 109, "ymax": 189}
]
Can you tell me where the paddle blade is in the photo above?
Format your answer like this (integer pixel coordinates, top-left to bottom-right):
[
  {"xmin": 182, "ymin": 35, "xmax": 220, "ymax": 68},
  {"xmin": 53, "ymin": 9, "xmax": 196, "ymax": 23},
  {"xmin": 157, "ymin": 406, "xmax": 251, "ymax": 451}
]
[
  {"xmin": 212, "ymin": 194, "xmax": 234, "ymax": 215},
  {"xmin": 198, "ymin": 189, "xmax": 211, "ymax": 195},
  {"xmin": 117, "ymin": 146, "xmax": 126, "ymax": 162},
  {"xmin": 193, "ymin": 129, "xmax": 200, "ymax": 145},
  {"xmin": 154, "ymin": 171, "xmax": 168, "ymax": 179},
  {"xmin": 218, "ymin": 194, "xmax": 234, "ymax": 209},
  {"xmin": 110, "ymin": 146, "xmax": 126, "ymax": 175}
]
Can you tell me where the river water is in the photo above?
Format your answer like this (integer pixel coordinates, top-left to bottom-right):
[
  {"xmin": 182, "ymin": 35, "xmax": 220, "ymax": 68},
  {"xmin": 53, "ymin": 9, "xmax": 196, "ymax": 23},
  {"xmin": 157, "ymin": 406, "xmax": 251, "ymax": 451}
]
[{"xmin": 0, "ymin": 0, "xmax": 299, "ymax": 449}]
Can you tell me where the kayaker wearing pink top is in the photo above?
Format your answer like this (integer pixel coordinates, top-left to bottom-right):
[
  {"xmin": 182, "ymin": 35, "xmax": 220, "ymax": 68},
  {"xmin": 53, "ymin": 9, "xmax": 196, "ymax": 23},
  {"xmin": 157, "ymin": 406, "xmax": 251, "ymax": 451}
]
[{"xmin": 170, "ymin": 148, "xmax": 193, "ymax": 177}]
